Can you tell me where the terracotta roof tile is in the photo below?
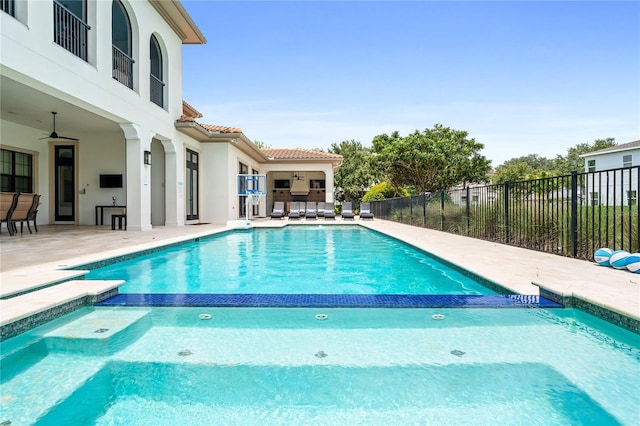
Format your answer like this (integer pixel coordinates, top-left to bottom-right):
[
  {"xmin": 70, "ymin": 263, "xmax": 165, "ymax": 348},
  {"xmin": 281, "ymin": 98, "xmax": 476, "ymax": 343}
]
[
  {"xmin": 200, "ymin": 123, "xmax": 242, "ymax": 133},
  {"xmin": 261, "ymin": 148, "xmax": 342, "ymax": 160},
  {"xmin": 182, "ymin": 100, "xmax": 203, "ymax": 119},
  {"xmin": 176, "ymin": 115, "xmax": 242, "ymax": 134}
]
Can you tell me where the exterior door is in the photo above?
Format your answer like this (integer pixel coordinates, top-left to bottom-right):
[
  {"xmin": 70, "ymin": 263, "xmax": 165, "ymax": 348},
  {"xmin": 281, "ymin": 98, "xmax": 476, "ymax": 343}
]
[
  {"xmin": 238, "ymin": 162, "xmax": 248, "ymax": 218},
  {"xmin": 54, "ymin": 145, "xmax": 75, "ymax": 222},
  {"xmin": 186, "ymin": 149, "xmax": 198, "ymax": 220}
]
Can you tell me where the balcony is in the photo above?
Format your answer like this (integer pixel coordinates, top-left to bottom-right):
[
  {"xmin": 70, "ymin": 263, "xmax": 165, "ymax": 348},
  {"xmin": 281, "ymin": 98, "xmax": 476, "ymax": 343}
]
[
  {"xmin": 1, "ymin": 0, "xmax": 15, "ymax": 17},
  {"xmin": 150, "ymin": 74, "xmax": 165, "ymax": 108},
  {"xmin": 53, "ymin": 1, "xmax": 89, "ymax": 61},
  {"xmin": 112, "ymin": 45, "xmax": 134, "ymax": 89}
]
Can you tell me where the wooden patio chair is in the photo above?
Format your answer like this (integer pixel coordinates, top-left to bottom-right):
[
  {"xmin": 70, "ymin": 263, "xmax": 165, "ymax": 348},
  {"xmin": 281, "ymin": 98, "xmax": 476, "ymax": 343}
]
[
  {"xmin": 18, "ymin": 194, "xmax": 41, "ymax": 233},
  {"xmin": 0, "ymin": 192, "xmax": 19, "ymax": 236},
  {"xmin": 10, "ymin": 193, "xmax": 36, "ymax": 235}
]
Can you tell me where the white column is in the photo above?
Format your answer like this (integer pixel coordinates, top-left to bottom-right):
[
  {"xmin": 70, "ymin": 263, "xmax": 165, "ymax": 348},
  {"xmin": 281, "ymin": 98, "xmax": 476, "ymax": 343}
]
[
  {"xmin": 160, "ymin": 139, "xmax": 184, "ymax": 227},
  {"xmin": 120, "ymin": 123, "xmax": 152, "ymax": 231},
  {"xmin": 325, "ymin": 165, "xmax": 336, "ymax": 202}
]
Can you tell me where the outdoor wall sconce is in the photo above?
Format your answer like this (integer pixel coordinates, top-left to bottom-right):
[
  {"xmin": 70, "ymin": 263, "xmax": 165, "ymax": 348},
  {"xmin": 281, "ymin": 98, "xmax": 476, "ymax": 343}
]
[{"xmin": 144, "ymin": 150, "xmax": 152, "ymax": 165}]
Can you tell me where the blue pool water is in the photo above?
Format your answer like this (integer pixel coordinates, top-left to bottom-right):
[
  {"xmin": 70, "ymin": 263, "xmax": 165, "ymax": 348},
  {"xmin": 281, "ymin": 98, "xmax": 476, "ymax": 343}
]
[
  {"xmin": 86, "ymin": 226, "xmax": 497, "ymax": 295},
  {"xmin": 1, "ymin": 307, "xmax": 638, "ymax": 425}
]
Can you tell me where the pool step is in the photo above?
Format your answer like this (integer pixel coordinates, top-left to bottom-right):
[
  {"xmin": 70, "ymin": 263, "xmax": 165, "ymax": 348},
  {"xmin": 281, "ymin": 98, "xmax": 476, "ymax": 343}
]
[
  {"xmin": 44, "ymin": 308, "xmax": 152, "ymax": 355},
  {"xmin": 0, "ymin": 280, "xmax": 124, "ymax": 341}
]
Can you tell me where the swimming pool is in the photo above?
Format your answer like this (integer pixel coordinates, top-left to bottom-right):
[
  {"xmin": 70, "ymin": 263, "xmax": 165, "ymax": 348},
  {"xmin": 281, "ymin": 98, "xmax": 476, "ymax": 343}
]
[
  {"xmin": 2, "ymin": 306, "xmax": 638, "ymax": 425},
  {"xmin": 85, "ymin": 226, "xmax": 498, "ymax": 295}
]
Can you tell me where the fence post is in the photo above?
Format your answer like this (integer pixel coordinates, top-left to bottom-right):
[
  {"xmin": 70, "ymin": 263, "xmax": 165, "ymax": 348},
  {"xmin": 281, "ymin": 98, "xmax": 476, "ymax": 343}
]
[
  {"xmin": 410, "ymin": 194, "xmax": 414, "ymax": 225},
  {"xmin": 440, "ymin": 191, "xmax": 445, "ymax": 231},
  {"xmin": 423, "ymin": 193, "xmax": 427, "ymax": 228},
  {"xmin": 504, "ymin": 181, "xmax": 510, "ymax": 244},
  {"xmin": 571, "ymin": 171, "xmax": 578, "ymax": 257},
  {"xmin": 466, "ymin": 186, "xmax": 471, "ymax": 236}
]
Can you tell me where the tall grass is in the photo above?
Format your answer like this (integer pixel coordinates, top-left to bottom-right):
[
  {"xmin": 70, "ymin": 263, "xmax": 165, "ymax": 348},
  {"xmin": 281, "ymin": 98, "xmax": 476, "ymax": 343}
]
[{"xmin": 375, "ymin": 195, "xmax": 638, "ymax": 260}]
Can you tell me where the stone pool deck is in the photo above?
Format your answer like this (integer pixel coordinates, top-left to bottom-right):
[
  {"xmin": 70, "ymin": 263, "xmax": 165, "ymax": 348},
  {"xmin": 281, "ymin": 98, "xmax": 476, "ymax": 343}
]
[{"xmin": 1, "ymin": 219, "xmax": 638, "ymax": 338}]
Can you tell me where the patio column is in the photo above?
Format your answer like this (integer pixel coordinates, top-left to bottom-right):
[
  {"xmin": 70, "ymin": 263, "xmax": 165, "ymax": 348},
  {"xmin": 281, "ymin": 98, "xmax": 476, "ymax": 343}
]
[
  {"xmin": 159, "ymin": 138, "xmax": 184, "ymax": 227},
  {"xmin": 120, "ymin": 122, "xmax": 152, "ymax": 231}
]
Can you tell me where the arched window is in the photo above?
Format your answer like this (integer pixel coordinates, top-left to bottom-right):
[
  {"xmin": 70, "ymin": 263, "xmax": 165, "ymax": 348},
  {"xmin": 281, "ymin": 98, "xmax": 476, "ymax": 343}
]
[
  {"xmin": 112, "ymin": 0, "xmax": 134, "ymax": 88},
  {"xmin": 150, "ymin": 35, "xmax": 165, "ymax": 107}
]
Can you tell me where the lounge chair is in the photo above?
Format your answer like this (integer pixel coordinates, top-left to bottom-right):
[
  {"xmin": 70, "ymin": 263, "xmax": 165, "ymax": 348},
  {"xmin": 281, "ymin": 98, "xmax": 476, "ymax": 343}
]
[
  {"xmin": 359, "ymin": 202, "xmax": 374, "ymax": 220},
  {"xmin": 270, "ymin": 201, "xmax": 285, "ymax": 219},
  {"xmin": 323, "ymin": 202, "xmax": 336, "ymax": 219},
  {"xmin": 317, "ymin": 202, "xmax": 325, "ymax": 218},
  {"xmin": 305, "ymin": 201, "xmax": 317, "ymax": 219},
  {"xmin": 299, "ymin": 202, "xmax": 306, "ymax": 217},
  {"xmin": 288, "ymin": 202, "xmax": 301, "ymax": 219},
  {"xmin": 341, "ymin": 202, "xmax": 355, "ymax": 220},
  {"xmin": 0, "ymin": 192, "xmax": 19, "ymax": 236}
]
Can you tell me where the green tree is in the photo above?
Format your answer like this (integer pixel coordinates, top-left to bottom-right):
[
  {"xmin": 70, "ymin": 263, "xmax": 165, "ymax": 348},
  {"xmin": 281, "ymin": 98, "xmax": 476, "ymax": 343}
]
[
  {"xmin": 553, "ymin": 138, "xmax": 616, "ymax": 174},
  {"xmin": 492, "ymin": 160, "xmax": 536, "ymax": 184},
  {"xmin": 328, "ymin": 140, "xmax": 377, "ymax": 202},
  {"xmin": 253, "ymin": 140, "xmax": 271, "ymax": 149},
  {"xmin": 371, "ymin": 124, "xmax": 491, "ymax": 194},
  {"xmin": 362, "ymin": 182, "xmax": 409, "ymax": 202}
]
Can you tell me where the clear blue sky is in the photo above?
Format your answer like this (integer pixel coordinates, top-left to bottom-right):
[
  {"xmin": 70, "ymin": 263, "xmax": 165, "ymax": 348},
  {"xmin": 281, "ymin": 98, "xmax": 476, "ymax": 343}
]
[{"xmin": 181, "ymin": 1, "xmax": 639, "ymax": 166}]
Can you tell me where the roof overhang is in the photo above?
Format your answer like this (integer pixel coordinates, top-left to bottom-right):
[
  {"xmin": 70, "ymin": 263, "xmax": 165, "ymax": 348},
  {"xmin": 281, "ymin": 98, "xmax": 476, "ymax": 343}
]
[
  {"xmin": 149, "ymin": 0, "xmax": 207, "ymax": 44},
  {"xmin": 264, "ymin": 156, "xmax": 343, "ymax": 172},
  {"xmin": 175, "ymin": 121, "xmax": 268, "ymax": 162}
]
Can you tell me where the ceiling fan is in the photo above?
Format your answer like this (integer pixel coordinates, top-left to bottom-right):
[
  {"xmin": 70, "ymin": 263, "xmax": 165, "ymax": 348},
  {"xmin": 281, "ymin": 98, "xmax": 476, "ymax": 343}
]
[{"xmin": 40, "ymin": 112, "xmax": 78, "ymax": 140}]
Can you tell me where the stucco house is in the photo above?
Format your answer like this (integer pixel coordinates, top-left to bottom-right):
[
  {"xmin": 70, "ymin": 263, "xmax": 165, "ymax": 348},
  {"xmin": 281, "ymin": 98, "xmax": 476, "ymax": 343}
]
[
  {"xmin": 580, "ymin": 140, "xmax": 639, "ymax": 206},
  {"xmin": 1, "ymin": 0, "xmax": 342, "ymax": 231}
]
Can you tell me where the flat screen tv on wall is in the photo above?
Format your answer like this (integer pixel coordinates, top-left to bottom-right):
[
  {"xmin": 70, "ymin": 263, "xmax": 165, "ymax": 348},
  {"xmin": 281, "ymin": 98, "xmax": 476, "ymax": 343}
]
[{"xmin": 99, "ymin": 174, "xmax": 123, "ymax": 188}]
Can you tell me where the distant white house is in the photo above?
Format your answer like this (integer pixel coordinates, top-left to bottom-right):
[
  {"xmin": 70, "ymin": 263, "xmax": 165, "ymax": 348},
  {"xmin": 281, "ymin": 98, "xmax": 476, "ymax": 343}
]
[
  {"xmin": 1, "ymin": 0, "xmax": 342, "ymax": 231},
  {"xmin": 580, "ymin": 140, "xmax": 639, "ymax": 206}
]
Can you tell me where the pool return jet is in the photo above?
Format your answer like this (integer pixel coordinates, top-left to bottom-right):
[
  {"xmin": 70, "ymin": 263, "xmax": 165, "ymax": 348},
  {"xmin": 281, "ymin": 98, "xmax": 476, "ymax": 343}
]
[{"xmin": 227, "ymin": 174, "xmax": 267, "ymax": 229}]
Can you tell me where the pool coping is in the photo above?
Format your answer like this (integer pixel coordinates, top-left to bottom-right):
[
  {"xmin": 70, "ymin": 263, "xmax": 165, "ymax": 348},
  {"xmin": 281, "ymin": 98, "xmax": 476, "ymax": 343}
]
[{"xmin": 1, "ymin": 221, "xmax": 638, "ymax": 339}]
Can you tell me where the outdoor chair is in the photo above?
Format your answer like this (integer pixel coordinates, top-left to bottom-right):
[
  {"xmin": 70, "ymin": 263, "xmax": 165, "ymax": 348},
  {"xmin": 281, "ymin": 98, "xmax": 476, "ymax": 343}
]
[
  {"xmin": 17, "ymin": 193, "xmax": 41, "ymax": 233},
  {"xmin": 323, "ymin": 202, "xmax": 336, "ymax": 219},
  {"xmin": 288, "ymin": 202, "xmax": 301, "ymax": 219},
  {"xmin": 9, "ymin": 193, "xmax": 36, "ymax": 235},
  {"xmin": 270, "ymin": 201, "xmax": 285, "ymax": 219},
  {"xmin": 0, "ymin": 192, "xmax": 19, "ymax": 236},
  {"xmin": 305, "ymin": 201, "xmax": 317, "ymax": 219},
  {"xmin": 359, "ymin": 202, "xmax": 374, "ymax": 220},
  {"xmin": 317, "ymin": 202, "xmax": 325, "ymax": 218},
  {"xmin": 299, "ymin": 202, "xmax": 306, "ymax": 217},
  {"xmin": 341, "ymin": 202, "xmax": 355, "ymax": 220}
]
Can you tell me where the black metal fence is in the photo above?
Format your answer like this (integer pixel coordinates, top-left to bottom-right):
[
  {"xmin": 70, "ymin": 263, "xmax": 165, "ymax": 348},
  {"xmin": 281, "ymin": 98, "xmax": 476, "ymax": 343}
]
[{"xmin": 370, "ymin": 166, "xmax": 639, "ymax": 260}]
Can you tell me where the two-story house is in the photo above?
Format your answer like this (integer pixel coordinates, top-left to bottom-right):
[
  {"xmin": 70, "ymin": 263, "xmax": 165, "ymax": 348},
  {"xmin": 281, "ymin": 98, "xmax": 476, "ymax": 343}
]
[
  {"xmin": 1, "ymin": 0, "xmax": 342, "ymax": 231},
  {"xmin": 581, "ymin": 140, "xmax": 639, "ymax": 206}
]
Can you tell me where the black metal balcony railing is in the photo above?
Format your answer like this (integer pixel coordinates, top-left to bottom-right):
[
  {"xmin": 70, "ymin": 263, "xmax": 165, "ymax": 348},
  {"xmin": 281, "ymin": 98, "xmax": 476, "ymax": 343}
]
[
  {"xmin": 112, "ymin": 45, "xmax": 134, "ymax": 89},
  {"xmin": 150, "ymin": 73, "xmax": 165, "ymax": 107},
  {"xmin": 1, "ymin": 0, "xmax": 15, "ymax": 17},
  {"xmin": 54, "ymin": 1, "xmax": 90, "ymax": 61}
]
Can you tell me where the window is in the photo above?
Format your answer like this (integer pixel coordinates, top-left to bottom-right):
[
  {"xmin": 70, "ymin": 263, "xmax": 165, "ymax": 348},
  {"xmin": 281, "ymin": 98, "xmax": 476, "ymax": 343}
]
[
  {"xmin": 589, "ymin": 192, "xmax": 599, "ymax": 206},
  {"xmin": 587, "ymin": 159, "xmax": 596, "ymax": 172},
  {"xmin": 0, "ymin": 148, "xmax": 33, "ymax": 193},
  {"xmin": 112, "ymin": 0, "xmax": 134, "ymax": 89},
  {"xmin": 54, "ymin": 0, "xmax": 90, "ymax": 61},
  {"xmin": 149, "ymin": 35, "xmax": 164, "ymax": 107},
  {"xmin": 1, "ymin": 0, "xmax": 15, "ymax": 17},
  {"xmin": 623, "ymin": 154, "xmax": 632, "ymax": 168},
  {"xmin": 628, "ymin": 190, "xmax": 637, "ymax": 206}
]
